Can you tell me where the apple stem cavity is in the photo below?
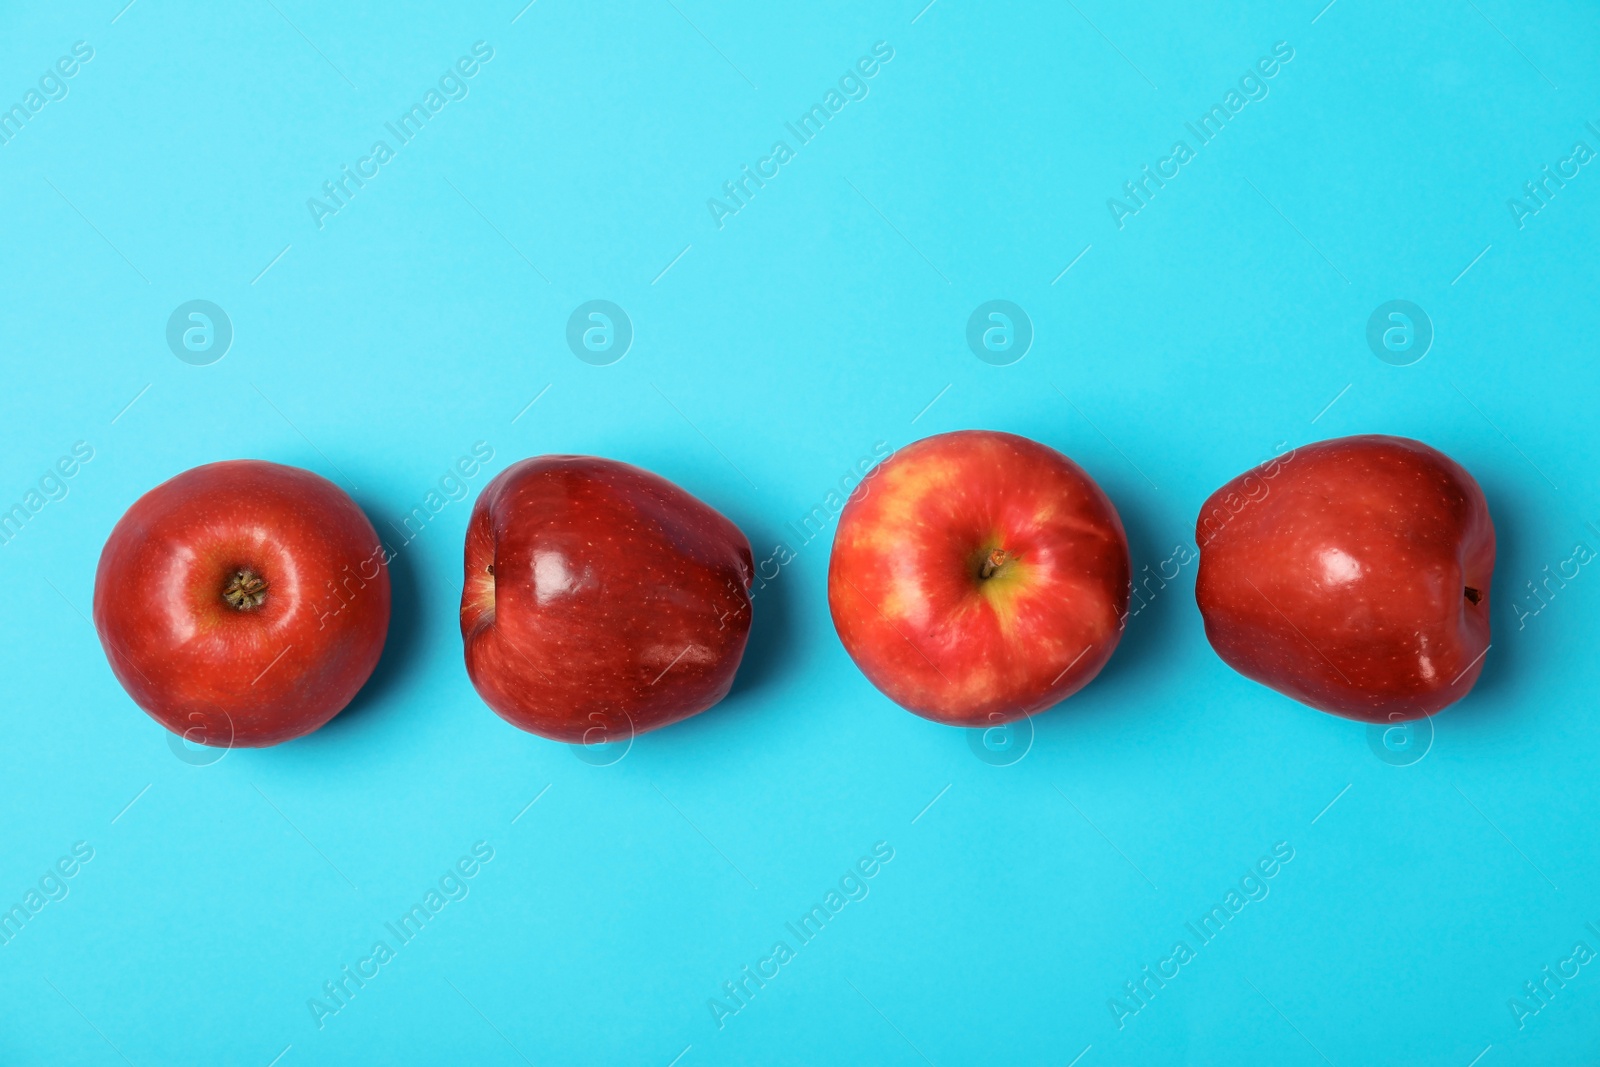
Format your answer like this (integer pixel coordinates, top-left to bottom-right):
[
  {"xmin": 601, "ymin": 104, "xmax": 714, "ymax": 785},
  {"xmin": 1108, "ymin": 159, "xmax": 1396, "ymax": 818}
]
[
  {"xmin": 222, "ymin": 568, "xmax": 268, "ymax": 611},
  {"xmin": 979, "ymin": 548, "xmax": 1010, "ymax": 580},
  {"xmin": 1464, "ymin": 586, "xmax": 1483, "ymax": 605}
]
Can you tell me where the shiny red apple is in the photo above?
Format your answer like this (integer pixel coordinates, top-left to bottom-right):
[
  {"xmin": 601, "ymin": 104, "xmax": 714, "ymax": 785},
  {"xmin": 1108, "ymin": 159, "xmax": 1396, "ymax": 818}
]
[
  {"xmin": 827, "ymin": 430, "xmax": 1130, "ymax": 727},
  {"xmin": 93, "ymin": 460, "xmax": 390, "ymax": 747},
  {"xmin": 1194, "ymin": 434, "xmax": 1494, "ymax": 722},
  {"xmin": 460, "ymin": 456, "xmax": 754, "ymax": 742}
]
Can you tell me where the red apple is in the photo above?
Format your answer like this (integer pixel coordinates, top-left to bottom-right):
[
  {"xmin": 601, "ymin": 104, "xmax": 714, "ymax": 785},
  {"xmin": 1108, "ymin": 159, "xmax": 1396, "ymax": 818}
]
[
  {"xmin": 1194, "ymin": 434, "xmax": 1494, "ymax": 722},
  {"xmin": 827, "ymin": 430, "xmax": 1130, "ymax": 727},
  {"xmin": 460, "ymin": 456, "xmax": 753, "ymax": 742},
  {"xmin": 93, "ymin": 460, "xmax": 390, "ymax": 747}
]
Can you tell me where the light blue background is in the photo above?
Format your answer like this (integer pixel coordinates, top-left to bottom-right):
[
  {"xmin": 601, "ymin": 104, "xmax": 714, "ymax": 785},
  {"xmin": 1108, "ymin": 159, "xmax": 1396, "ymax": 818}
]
[{"xmin": 2, "ymin": 1, "xmax": 1598, "ymax": 1063}]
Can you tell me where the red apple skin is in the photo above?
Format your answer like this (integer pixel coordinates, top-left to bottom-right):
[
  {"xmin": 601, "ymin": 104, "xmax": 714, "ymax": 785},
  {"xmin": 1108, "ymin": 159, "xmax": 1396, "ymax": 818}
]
[
  {"xmin": 827, "ymin": 430, "xmax": 1131, "ymax": 727},
  {"xmin": 460, "ymin": 456, "xmax": 754, "ymax": 743},
  {"xmin": 1194, "ymin": 435, "xmax": 1495, "ymax": 723},
  {"xmin": 93, "ymin": 460, "xmax": 390, "ymax": 747}
]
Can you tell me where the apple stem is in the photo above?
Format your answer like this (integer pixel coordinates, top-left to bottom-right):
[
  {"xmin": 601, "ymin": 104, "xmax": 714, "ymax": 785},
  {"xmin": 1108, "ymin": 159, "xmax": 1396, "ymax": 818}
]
[
  {"xmin": 1464, "ymin": 586, "xmax": 1482, "ymax": 605},
  {"xmin": 979, "ymin": 549, "xmax": 1009, "ymax": 580},
  {"xmin": 222, "ymin": 569, "xmax": 268, "ymax": 611}
]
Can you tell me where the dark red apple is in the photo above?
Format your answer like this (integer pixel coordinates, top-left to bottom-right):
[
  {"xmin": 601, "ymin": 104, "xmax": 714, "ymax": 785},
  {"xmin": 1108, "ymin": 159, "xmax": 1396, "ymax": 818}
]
[
  {"xmin": 1194, "ymin": 434, "xmax": 1494, "ymax": 722},
  {"xmin": 460, "ymin": 456, "xmax": 753, "ymax": 742},
  {"xmin": 93, "ymin": 460, "xmax": 390, "ymax": 747},
  {"xmin": 827, "ymin": 430, "xmax": 1130, "ymax": 727}
]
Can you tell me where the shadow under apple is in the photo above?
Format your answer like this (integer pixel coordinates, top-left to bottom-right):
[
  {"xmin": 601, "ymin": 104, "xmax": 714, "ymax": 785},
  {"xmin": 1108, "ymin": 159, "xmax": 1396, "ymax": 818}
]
[
  {"xmin": 1446, "ymin": 478, "xmax": 1530, "ymax": 720},
  {"xmin": 1086, "ymin": 480, "xmax": 1192, "ymax": 695},
  {"xmin": 721, "ymin": 517, "xmax": 805, "ymax": 713},
  {"xmin": 324, "ymin": 509, "xmax": 429, "ymax": 734}
]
